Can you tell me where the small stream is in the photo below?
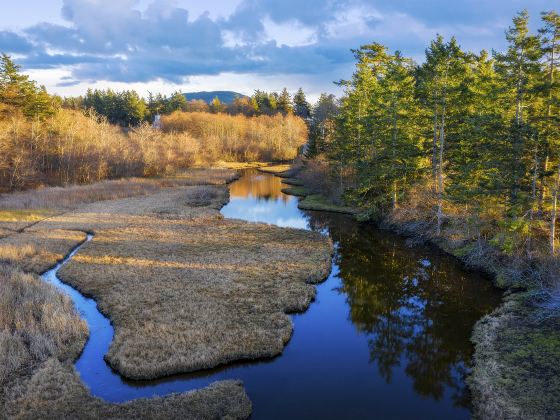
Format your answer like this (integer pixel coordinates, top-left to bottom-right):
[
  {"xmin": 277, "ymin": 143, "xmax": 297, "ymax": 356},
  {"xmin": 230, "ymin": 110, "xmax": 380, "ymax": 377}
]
[{"xmin": 41, "ymin": 169, "xmax": 501, "ymax": 419}]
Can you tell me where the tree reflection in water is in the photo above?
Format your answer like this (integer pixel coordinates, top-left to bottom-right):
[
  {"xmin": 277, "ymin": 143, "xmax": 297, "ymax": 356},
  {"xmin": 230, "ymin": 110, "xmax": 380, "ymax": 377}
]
[{"xmin": 306, "ymin": 211, "xmax": 499, "ymax": 409}]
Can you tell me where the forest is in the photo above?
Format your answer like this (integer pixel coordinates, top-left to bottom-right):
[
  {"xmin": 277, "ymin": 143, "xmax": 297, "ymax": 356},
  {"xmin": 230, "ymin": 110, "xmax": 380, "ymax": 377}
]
[
  {"xmin": 304, "ymin": 10, "xmax": 559, "ymax": 268},
  {"xmin": 0, "ymin": 54, "xmax": 308, "ymax": 191}
]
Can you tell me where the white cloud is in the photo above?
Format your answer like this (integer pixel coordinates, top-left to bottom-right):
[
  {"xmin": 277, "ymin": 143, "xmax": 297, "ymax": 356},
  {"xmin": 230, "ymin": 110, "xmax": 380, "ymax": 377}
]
[{"xmin": 262, "ymin": 17, "xmax": 317, "ymax": 47}]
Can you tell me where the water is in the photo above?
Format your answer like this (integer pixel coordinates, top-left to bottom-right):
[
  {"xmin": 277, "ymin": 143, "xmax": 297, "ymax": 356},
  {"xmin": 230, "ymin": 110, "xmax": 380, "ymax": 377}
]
[{"xmin": 41, "ymin": 169, "xmax": 501, "ymax": 419}]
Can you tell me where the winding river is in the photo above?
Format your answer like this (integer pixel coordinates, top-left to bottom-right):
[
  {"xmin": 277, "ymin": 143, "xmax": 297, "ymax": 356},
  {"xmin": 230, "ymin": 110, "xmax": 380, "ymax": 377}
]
[{"xmin": 42, "ymin": 169, "xmax": 501, "ymax": 419}]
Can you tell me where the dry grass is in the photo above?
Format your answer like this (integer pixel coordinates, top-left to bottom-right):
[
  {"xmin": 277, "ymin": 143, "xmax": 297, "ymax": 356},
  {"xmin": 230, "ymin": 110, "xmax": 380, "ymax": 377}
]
[
  {"xmin": 0, "ymin": 167, "xmax": 330, "ymax": 417},
  {"xmin": 0, "ymin": 169, "xmax": 238, "ymax": 211},
  {"xmin": 0, "ymin": 228, "xmax": 12, "ymax": 239},
  {"xmin": 0, "ymin": 245, "xmax": 251, "ymax": 419},
  {"xmin": 213, "ymin": 161, "xmax": 269, "ymax": 170},
  {"xmin": 0, "ymin": 265, "xmax": 87, "ymax": 386},
  {"xmin": 0, "ymin": 209, "xmax": 58, "ymax": 222},
  {"xmin": 0, "ymin": 169, "xmax": 237, "ymax": 232},
  {"xmin": 257, "ymin": 165, "xmax": 292, "ymax": 175},
  {"xmin": 0, "ymin": 229, "xmax": 86, "ymax": 273},
  {"xmin": 4, "ymin": 360, "xmax": 251, "ymax": 419},
  {"xmin": 21, "ymin": 182, "xmax": 332, "ymax": 380}
]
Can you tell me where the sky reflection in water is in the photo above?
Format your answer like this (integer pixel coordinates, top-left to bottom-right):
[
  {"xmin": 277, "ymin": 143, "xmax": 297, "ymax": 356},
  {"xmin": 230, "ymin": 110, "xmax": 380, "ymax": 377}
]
[{"xmin": 43, "ymin": 169, "xmax": 501, "ymax": 420}]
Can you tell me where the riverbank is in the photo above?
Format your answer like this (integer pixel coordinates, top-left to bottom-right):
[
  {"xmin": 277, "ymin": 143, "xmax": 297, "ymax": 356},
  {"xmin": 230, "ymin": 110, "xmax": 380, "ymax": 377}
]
[
  {"xmin": 277, "ymin": 162, "xmax": 560, "ymax": 419},
  {"xmin": 0, "ymin": 168, "xmax": 332, "ymax": 418},
  {"xmin": 261, "ymin": 165, "xmax": 360, "ymax": 215}
]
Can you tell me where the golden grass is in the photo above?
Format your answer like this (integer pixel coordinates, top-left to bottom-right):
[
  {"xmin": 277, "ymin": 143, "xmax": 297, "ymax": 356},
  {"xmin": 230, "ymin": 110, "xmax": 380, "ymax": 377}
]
[
  {"xmin": 0, "ymin": 265, "xmax": 250, "ymax": 419},
  {"xmin": 0, "ymin": 265, "xmax": 87, "ymax": 386},
  {"xmin": 257, "ymin": 165, "xmax": 292, "ymax": 174},
  {"xmin": 0, "ymin": 209, "xmax": 58, "ymax": 222},
  {"xmin": 48, "ymin": 192, "xmax": 332, "ymax": 379},
  {"xmin": 4, "ymin": 360, "xmax": 251, "ymax": 419},
  {"xmin": 0, "ymin": 167, "xmax": 330, "ymax": 417},
  {"xmin": 0, "ymin": 229, "xmax": 86, "ymax": 273}
]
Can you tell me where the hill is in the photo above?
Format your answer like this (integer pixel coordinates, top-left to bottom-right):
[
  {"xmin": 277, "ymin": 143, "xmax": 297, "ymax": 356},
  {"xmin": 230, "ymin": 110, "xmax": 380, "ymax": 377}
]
[{"xmin": 183, "ymin": 91, "xmax": 248, "ymax": 104}]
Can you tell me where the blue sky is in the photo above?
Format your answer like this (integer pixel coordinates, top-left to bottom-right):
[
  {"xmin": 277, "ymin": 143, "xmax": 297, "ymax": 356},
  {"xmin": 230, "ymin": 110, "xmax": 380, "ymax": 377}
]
[{"xmin": 0, "ymin": 0, "xmax": 555, "ymax": 100}]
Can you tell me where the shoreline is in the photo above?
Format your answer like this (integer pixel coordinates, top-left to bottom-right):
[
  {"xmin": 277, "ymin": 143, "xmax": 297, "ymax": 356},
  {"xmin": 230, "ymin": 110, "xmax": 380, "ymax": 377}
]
[
  {"xmin": 276, "ymin": 164, "xmax": 560, "ymax": 419},
  {"xmin": 0, "ymin": 168, "xmax": 332, "ymax": 418}
]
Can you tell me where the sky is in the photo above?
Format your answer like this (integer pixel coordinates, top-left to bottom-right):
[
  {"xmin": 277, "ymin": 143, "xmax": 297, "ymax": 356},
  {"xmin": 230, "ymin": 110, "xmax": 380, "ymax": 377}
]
[{"xmin": 0, "ymin": 0, "xmax": 555, "ymax": 101}]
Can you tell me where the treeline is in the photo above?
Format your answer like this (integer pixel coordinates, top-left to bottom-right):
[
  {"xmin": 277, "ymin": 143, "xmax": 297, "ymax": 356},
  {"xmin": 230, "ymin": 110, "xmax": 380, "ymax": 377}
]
[
  {"xmin": 0, "ymin": 56, "xmax": 308, "ymax": 191},
  {"xmin": 61, "ymin": 87, "xmax": 315, "ymax": 126},
  {"xmin": 317, "ymin": 10, "xmax": 559, "ymax": 257}
]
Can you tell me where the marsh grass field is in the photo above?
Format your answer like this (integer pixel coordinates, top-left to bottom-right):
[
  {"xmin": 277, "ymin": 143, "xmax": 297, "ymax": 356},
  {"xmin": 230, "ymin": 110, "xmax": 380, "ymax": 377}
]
[{"xmin": 0, "ymin": 167, "xmax": 332, "ymax": 418}]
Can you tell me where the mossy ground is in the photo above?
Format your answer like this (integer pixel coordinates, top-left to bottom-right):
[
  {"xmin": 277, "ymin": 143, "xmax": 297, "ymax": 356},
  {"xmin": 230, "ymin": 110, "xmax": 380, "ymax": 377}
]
[
  {"xmin": 281, "ymin": 186, "xmax": 309, "ymax": 197},
  {"xmin": 298, "ymin": 194, "xmax": 359, "ymax": 215},
  {"xmin": 470, "ymin": 294, "xmax": 560, "ymax": 419},
  {"xmin": 281, "ymin": 178, "xmax": 304, "ymax": 186}
]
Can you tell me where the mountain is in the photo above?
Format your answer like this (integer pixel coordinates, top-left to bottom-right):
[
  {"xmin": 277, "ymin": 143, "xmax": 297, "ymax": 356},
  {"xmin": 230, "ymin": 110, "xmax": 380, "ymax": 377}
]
[{"xmin": 183, "ymin": 91, "xmax": 248, "ymax": 104}]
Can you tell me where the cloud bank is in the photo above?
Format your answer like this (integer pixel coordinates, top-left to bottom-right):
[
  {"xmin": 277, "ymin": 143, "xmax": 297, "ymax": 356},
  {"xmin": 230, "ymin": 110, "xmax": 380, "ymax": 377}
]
[{"xmin": 0, "ymin": 0, "xmax": 554, "ymax": 91}]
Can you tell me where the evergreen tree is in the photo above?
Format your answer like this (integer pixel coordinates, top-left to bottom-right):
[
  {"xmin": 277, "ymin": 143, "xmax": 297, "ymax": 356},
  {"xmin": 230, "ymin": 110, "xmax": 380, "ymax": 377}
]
[
  {"xmin": 308, "ymin": 93, "xmax": 338, "ymax": 156},
  {"xmin": 494, "ymin": 10, "xmax": 543, "ymax": 213},
  {"xmin": 539, "ymin": 11, "xmax": 560, "ymax": 253},
  {"xmin": 165, "ymin": 91, "xmax": 188, "ymax": 113},
  {"xmin": 417, "ymin": 36, "xmax": 470, "ymax": 234},
  {"xmin": 0, "ymin": 54, "xmax": 55, "ymax": 119},
  {"xmin": 277, "ymin": 88, "xmax": 293, "ymax": 115},
  {"xmin": 293, "ymin": 88, "xmax": 311, "ymax": 119}
]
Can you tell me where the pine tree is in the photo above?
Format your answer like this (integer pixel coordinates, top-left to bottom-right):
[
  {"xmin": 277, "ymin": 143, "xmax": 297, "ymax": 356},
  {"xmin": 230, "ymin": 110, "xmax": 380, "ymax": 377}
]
[
  {"xmin": 308, "ymin": 93, "xmax": 338, "ymax": 156},
  {"xmin": 494, "ymin": 10, "xmax": 543, "ymax": 214},
  {"xmin": 539, "ymin": 11, "xmax": 560, "ymax": 253},
  {"xmin": 277, "ymin": 88, "xmax": 293, "ymax": 115},
  {"xmin": 417, "ymin": 36, "xmax": 469, "ymax": 234},
  {"xmin": 293, "ymin": 88, "xmax": 311, "ymax": 119},
  {"xmin": 0, "ymin": 54, "xmax": 54, "ymax": 119}
]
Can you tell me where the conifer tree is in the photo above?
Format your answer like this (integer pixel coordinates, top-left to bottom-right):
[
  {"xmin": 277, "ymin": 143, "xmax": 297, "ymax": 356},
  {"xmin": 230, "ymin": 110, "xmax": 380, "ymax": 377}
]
[{"xmin": 293, "ymin": 88, "xmax": 311, "ymax": 119}]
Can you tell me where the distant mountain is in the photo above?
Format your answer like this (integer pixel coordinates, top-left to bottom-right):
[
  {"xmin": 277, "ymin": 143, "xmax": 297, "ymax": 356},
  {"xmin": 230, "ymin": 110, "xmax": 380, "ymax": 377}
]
[{"xmin": 183, "ymin": 91, "xmax": 248, "ymax": 104}]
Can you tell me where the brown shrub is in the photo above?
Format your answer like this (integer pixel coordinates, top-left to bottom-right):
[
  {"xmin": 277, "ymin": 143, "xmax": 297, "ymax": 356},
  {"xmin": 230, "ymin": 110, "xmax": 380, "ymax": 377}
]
[{"xmin": 161, "ymin": 111, "xmax": 308, "ymax": 162}]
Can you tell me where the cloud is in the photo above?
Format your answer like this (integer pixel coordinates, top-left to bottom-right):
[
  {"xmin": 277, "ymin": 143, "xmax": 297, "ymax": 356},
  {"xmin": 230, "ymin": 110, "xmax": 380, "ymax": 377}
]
[
  {"xmin": 0, "ymin": 31, "xmax": 33, "ymax": 53},
  {"xmin": 0, "ymin": 0, "xmax": 553, "ymax": 92}
]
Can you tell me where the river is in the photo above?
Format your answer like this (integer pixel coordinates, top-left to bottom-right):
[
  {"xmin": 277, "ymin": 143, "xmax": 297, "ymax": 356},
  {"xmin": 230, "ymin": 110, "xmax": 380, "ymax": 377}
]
[{"xmin": 42, "ymin": 168, "xmax": 501, "ymax": 419}]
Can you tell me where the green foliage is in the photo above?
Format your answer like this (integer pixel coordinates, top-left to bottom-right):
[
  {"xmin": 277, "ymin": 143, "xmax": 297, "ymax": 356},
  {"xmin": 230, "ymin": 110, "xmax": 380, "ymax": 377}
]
[
  {"xmin": 0, "ymin": 54, "xmax": 56, "ymax": 119},
  {"xmin": 307, "ymin": 93, "xmax": 338, "ymax": 157},
  {"xmin": 293, "ymin": 87, "xmax": 311, "ymax": 119},
  {"xmin": 324, "ymin": 10, "xmax": 560, "ymax": 256},
  {"xmin": 83, "ymin": 88, "xmax": 146, "ymax": 126},
  {"xmin": 490, "ymin": 218, "xmax": 531, "ymax": 255}
]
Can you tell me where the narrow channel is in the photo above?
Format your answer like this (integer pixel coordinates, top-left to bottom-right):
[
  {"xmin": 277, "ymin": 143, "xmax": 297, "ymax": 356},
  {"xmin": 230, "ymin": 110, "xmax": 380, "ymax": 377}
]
[{"xmin": 41, "ymin": 169, "xmax": 501, "ymax": 419}]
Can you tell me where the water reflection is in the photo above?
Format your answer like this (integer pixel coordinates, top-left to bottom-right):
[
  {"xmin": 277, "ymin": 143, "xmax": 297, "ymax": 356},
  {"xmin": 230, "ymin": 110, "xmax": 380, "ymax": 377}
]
[
  {"xmin": 45, "ymin": 169, "xmax": 500, "ymax": 419},
  {"xmin": 221, "ymin": 169, "xmax": 501, "ymax": 418},
  {"xmin": 310, "ymin": 212, "xmax": 498, "ymax": 407},
  {"xmin": 222, "ymin": 170, "xmax": 305, "ymax": 228}
]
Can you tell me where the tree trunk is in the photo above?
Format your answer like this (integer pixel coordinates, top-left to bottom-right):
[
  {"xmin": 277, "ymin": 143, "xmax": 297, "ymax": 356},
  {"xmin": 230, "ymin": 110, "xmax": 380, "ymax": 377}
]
[
  {"xmin": 432, "ymin": 105, "xmax": 438, "ymax": 193},
  {"xmin": 538, "ymin": 154, "xmax": 548, "ymax": 217},
  {"xmin": 551, "ymin": 160, "xmax": 560, "ymax": 255},
  {"xmin": 436, "ymin": 110, "xmax": 445, "ymax": 235},
  {"xmin": 530, "ymin": 139, "xmax": 539, "ymax": 221},
  {"xmin": 392, "ymin": 106, "xmax": 398, "ymax": 210}
]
